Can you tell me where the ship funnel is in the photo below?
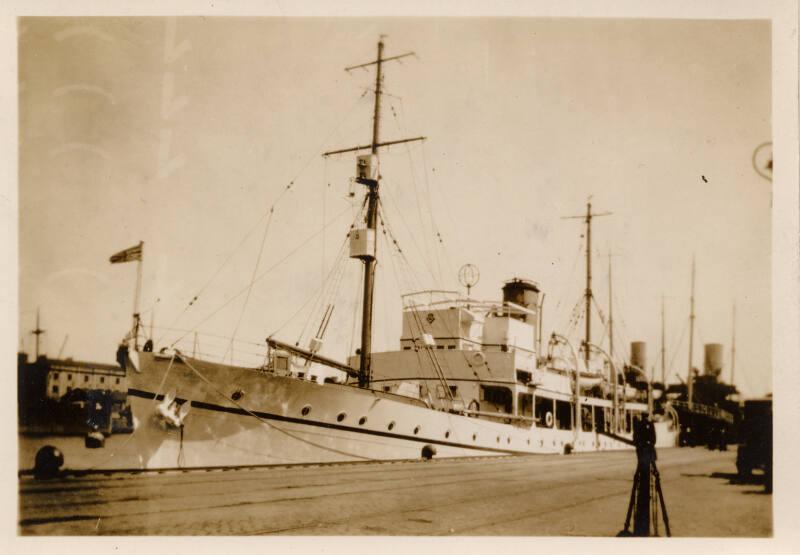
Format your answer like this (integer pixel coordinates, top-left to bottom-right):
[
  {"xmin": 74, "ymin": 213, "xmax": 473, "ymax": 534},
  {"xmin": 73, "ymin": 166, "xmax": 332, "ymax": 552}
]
[
  {"xmin": 703, "ymin": 343, "xmax": 723, "ymax": 377},
  {"xmin": 630, "ymin": 341, "xmax": 647, "ymax": 371},
  {"xmin": 501, "ymin": 278, "xmax": 540, "ymax": 323}
]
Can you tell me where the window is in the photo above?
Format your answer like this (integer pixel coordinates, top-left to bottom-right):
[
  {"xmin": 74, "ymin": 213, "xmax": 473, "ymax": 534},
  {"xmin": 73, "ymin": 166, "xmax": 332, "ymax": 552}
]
[
  {"xmin": 67, "ymin": 374, "xmax": 72, "ymax": 381},
  {"xmin": 555, "ymin": 400, "xmax": 572, "ymax": 430},
  {"xmin": 594, "ymin": 405, "xmax": 607, "ymax": 432},
  {"xmin": 67, "ymin": 386, "xmax": 72, "ymax": 393},
  {"xmin": 449, "ymin": 385, "xmax": 458, "ymax": 397},
  {"xmin": 100, "ymin": 377, "xmax": 105, "ymax": 384},
  {"xmin": 535, "ymin": 395, "xmax": 554, "ymax": 428},
  {"xmin": 518, "ymin": 393, "xmax": 533, "ymax": 418},
  {"xmin": 581, "ymin": 405, "xmax": 593, "ymax": 432},
  {"xmin": 53, "ymin": 372, "xmax": 59, "ymax": 379},
  {"xmin": 116, "ymin": 378, "xmax": 120, "ymax": 385},
  {"xmin": 84, "ymin": 375, "xmax": 89, "ymax": 383},
  {"xmin": 52, "ymin": 385, "xmax": 58, "ymax": 394},
  {"xmin": 479, "ymin": 385, "xmax": 512, "ymax": 414},
  {"xmin": 447, "ymin": 345, "xmax": 455, "ymax": 350}
]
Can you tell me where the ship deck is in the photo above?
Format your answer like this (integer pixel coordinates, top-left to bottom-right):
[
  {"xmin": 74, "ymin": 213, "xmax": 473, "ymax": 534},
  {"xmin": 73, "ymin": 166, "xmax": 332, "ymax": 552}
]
[{"xmin": 18, "ymin": 447, "xmax": 770, "ymax": 536}]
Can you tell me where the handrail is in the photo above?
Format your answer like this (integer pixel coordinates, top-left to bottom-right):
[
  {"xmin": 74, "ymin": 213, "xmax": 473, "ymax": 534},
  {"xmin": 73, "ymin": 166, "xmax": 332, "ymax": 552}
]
[
  {"xmin": 402, "ymin": 297, "xmax": 538, "ymax": 318},
  {"xmin": 585, "ymin": 342, "xmax": 622, "ymax": 433},
  {"xmin": 670, "ymin": 400, "xmax": 734, "ymax": 424},
  {"xmin": 549, "ymin": 333, "xmax": 581, "ymax": 440}
]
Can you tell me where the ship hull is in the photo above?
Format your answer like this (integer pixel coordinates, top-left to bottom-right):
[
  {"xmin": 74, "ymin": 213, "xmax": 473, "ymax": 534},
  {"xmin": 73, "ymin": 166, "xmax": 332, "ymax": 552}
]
[{"xmin": 121, "ymin": 351, "xmax": 679, "ymax": 469}]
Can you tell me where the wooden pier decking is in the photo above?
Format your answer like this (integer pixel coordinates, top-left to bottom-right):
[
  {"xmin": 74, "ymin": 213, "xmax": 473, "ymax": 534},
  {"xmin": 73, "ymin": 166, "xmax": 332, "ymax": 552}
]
[{"xmin": 18, "ymin": 448, "xmax": 771, "ymax": 536}]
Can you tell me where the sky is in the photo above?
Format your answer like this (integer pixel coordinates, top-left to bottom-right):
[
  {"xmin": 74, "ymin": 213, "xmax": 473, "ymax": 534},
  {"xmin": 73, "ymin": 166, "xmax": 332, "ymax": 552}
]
[{"xmin": 17, "ymin": 17, "xmax": 772, "ymax": 396}]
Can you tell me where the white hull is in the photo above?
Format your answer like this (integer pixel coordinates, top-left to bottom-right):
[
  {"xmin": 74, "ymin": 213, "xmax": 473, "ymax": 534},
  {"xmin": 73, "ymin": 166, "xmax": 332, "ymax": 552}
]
[{"xmin": 124, "ymin": 352, "xmax": 678, "ymax": 469}]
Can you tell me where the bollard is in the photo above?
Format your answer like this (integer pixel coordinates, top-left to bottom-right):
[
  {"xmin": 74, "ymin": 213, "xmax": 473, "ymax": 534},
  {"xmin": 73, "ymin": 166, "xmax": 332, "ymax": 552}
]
[
  {"xmin": 33, "ymin": 445, "xmax": 64, "ymax": 480},
  {"xmin": 85, "ymin": 426, "xmax": 106, "ymax": 449}
]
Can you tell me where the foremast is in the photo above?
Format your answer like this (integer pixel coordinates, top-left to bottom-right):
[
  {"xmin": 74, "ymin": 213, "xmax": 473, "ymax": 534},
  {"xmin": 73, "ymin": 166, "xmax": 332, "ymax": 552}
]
[
  {"xmin": 563, "ymin": 201, "xmax": 611, "ymax": 366},
  {"xmin": 323, "ymin": 37, "xmax": 425, "ymax": 388}
]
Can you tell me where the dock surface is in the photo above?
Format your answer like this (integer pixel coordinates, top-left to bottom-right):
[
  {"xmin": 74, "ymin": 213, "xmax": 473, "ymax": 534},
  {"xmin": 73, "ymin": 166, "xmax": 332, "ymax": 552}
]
[{"xmin": 19, "ymin": 447, "xmax": 771, "ymax": 536}]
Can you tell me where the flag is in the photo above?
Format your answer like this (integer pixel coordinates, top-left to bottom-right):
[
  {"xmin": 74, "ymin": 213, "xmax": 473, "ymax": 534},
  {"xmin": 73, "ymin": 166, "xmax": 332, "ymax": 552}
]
[{"xmin": 110, "ymin": 242, "xmax": 143, "ymax": 264}]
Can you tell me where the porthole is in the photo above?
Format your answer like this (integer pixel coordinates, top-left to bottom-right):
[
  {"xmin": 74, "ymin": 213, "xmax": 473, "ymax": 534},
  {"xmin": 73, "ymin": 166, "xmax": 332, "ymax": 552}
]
[
  {"xmin": 301, "ymin": 405, "xmax": 311, "ymax": 416},
  {"xmin": 445, "ymin": 430, "xmax": 451, "ymax": 439},
  {"xmin": 413, "ymin": 426, "xmax": 421, "ymax": 435},
  {"xmin": 388, "ymin": 421, "xmax": 395, "ymax": 431},
  {"xmin": 337, "ymin": 412, "xmax": 346, "ymax": 422},
  {"xmin": 358, "ymin": 416, "xmax": 367, "ymax": 426},
  {"xmin": 231, "ymin": 389, "xmax": 245, "ymax": 401}
]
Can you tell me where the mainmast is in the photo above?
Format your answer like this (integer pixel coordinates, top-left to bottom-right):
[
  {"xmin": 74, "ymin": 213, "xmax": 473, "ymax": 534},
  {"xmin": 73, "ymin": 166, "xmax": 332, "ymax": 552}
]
[
  {"xmin": 563, "ymin": 201, "xmax": 611, "ymax": 366},
  {"xmin": 323, "ymin": 38, "xmax": 424, "ymax": 388},
  {"xmin": 608, "ymin": 254, "xmax": 614, "ymax": 359},
  {"xmin": 31, "ymin": 308, "xmax": 45, "ymax": 359},
  {"xmin": 687, "ymin": 256, "xmax": 696, "ymax": 404},
  {"xmin": 731, "ymin": 303, "xmax": 736, "ymax": 387},
  {"xmin": 660, "ymin": 295, "xmax": 666, "ymax": 385}
]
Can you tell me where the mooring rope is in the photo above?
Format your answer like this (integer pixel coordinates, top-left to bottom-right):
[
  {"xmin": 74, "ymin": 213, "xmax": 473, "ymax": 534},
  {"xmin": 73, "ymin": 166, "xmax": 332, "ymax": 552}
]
[{"xmin": 174, "ymin": 351, "xmax": 377, "ymax": 461}]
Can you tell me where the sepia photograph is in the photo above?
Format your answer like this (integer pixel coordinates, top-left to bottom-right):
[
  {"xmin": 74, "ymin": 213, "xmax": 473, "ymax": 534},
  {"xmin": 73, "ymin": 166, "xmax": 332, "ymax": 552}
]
[{"xmin": 8, "ymin": 1, "xmax": 798, "ymax": 545}]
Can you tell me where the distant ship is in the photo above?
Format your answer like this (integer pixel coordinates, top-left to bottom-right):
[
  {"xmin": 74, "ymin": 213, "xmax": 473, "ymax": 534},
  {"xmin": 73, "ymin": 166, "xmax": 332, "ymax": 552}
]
[{"xmin": 116, "ymin": 38, "xmax": 678, "ymax": 469}]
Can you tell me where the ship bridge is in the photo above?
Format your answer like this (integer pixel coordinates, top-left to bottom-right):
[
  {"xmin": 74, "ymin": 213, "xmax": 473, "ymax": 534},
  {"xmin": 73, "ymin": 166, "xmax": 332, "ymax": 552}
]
[{"xmin": 399, "ymin": 279, "xmax": 543, "ymax": 357}]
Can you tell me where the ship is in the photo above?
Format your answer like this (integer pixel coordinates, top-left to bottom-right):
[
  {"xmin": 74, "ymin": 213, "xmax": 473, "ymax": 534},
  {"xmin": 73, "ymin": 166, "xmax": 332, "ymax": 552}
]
[{"xmin": 116, "ymin": 38, "xmax": 678, "ymax": 469}]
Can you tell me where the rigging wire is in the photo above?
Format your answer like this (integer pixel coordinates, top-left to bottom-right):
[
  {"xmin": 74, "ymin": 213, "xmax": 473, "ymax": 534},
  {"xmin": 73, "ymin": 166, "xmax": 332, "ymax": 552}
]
[
  {"xmin": 295, "ymin": 197, "xmax": 367, "ymax": 348},
  {"xmin": 389, "ymin": 96, "xmax": 454, "ymax": 287},
  {"xmin": 420, "ymin": 143, "xmax": 457, "ymax": 288},
  {"xmin": 348, "ymin": 265, "xmax": 364, "ymax": 360},
  {"xmin": 379, "ymin": 183, "xmax": 440, "ymax": 286},
  {"xmin": 224, "ymin": 207, "xmax": 275, "ymax": 362},
  {"xmin": 156, "ymin": 89, "xmax": 370, "ymax": 346},
  {"xmin": 553, "ymin": 238, "xmax": 585, "ymax": 326},
  {"xmin": 387, "ymin": 98, "xmax": 441, "ymax": 286},
  {"xmin": 176, "ymin": 352, "xmax": 375, "ymax": 460},
  {"xmin": 169, "ymin": 205, "xmax": 353, "ymax": 348},
  {"xmin": 667, "ymin": 317, "xmax": 689, "ymax": 381}
]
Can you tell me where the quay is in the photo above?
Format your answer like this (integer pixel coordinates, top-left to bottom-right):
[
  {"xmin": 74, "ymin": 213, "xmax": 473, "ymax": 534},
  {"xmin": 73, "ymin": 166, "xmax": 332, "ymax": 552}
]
[{"xmin": 18, "ymin": 448, "xmax": 770, "ymax": 536}]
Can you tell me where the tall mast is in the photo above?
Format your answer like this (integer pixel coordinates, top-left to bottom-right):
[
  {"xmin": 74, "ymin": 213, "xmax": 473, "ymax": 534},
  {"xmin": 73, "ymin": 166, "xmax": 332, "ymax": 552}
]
[
  {"xmin": 356, "ymin": 39, "xmax": 384, "ymax": 388},
  {"xmin": 563, "ymin": 201, "xmax": 611, "ymax": 366},
  {"xmin": 731, "ymin": 303, "xmax": 736, "ymax": 387},
  {"xmin": 31, "ymin": 308, "xmax": 45, "ymax": 359},
  {"xmin": 323, "ymin": 38, "xmax": 424, "ymax": 388},
  {"xmin": 585, "ymin": 202, "xmax": 592, "ymax": 365},
  {"xmin": 132, "ymin": 241, "xmax": 144, "ymax": 350},
  {"xmin": 608, "ymin": 254, "xmax": 614, "ymax": 359},
  {"xmin": 687, "ymin": 256, "xmax": 696, "ymax": 404},
  {"xmin": 660, "ymin": 295, "xmax": 666, "ymax": 385}
]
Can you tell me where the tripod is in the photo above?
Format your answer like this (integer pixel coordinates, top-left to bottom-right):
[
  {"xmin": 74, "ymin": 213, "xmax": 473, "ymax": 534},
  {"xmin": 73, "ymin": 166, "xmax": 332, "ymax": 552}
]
[{"xmin": 620, "ymin": 448, "xmax": 671, "ymax": 537}]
